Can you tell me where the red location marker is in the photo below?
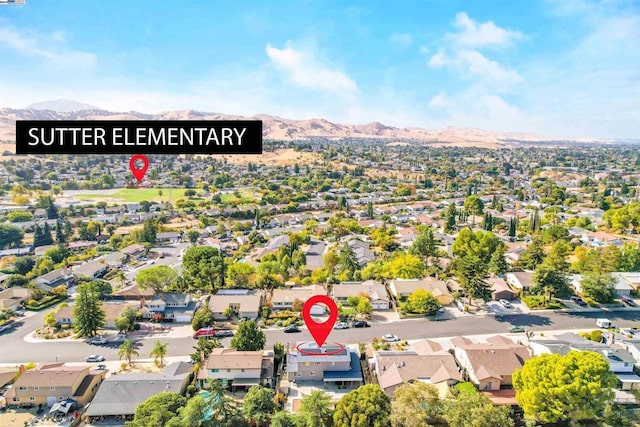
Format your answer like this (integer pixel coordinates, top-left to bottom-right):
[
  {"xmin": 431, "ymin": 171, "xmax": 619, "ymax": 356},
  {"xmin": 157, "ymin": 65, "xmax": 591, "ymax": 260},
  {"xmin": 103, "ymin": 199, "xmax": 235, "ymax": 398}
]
[
  {"xmin": 129, "ymin": 154, "xmax": 149, "ymax": 183},
  {"xmin": 302, "ymin": 295, "xmax": 338, "ymax": 348}
]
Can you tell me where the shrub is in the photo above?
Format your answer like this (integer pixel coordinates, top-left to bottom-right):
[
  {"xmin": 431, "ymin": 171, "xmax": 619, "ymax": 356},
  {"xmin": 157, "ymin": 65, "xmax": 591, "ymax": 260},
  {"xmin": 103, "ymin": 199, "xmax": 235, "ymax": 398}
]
[{"xmin": 591, "ymin": 330, "xmax": 603, "ymax": 342}]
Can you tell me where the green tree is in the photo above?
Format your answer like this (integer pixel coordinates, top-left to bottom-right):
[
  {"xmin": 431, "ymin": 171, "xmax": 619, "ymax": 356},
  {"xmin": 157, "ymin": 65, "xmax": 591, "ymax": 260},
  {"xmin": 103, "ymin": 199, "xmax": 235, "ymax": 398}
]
[
  {"xmin": 44, "ymin": 311, "xmax": 58, "ymax": 328},
  {"xmin": 242, "ymin": 385, "xmax": 277, "ymax": 427},
  {"xmin": 444, "ymin": 391, "xmax": 514, "ymax": 427},
  {"xmin": 513, "ymin": 351, "xmax": 617, "ymax": 426},
  {"xmin": 182, "ymin": 246, "xmax": 225, "ymax": 291},
  {"xmin": 230, "ymin": 319, "xmax": 266, "ymax": 351},
  {"xmin": 517, "ymin": 235, "xmax": 545, "ymax": 270},
  {"xmin": 115, "ymin": 306, "xmax": 138, "ymax": 333},
  {"xmin": 451, "ymin": 228, "xmax": 501, "ymax": 265},
  {"xmin": 6, "ymin": 211, "xmax": 33, "ymax": 222},
  {"xmin": 150, "ymin": 340, "xmax": 168, "ymax": 367},
  {"xmin": 356, "ymin": 298, "xmax": 373, "ymax": 315},
  {"xmin": 338, "ymin": 243, "xmax": 359, "ymax": 279},
  {"xmin": 73, "ymin": 283, "xmax": 105, "ymax": 337},
  {"xmin": 127, "ymin": 391, "xmax": 186, "ymax": 427},
  {"xmin": 140, "ymin": 220, "xmax": 157, "ymax": 245},
  {"xmin": 203, "ymin": 379, "xmax": 244, "ymax": 426},
  {"xmin": 5, "ymin": 274, "xmax": 28, "ymax": 288},
  {"xmin": 298, "ymin": 390, "xmax": 334, "ymax": 427},
  {"xmin": 227, "ymin": 262, "xmax": 257, "ymax": 288},
  {"xmin": 190, "ymin": 337, "xmax": 222, "ymax": 364},
  {"xmin": 455, "ymin": 255, "xmax": 492, "ymax": 304},
  {"xmin": 488, "ymin": 247, "xmax": 508, "ymax": 276},
  {"xmin": 13, "ymin": 256, "xmax": 36, "ymax": 275},
  {"xmin": 271, "ymin": 411, "xmax": 299, "ymax": 427},
  {"xmin": 402, "ymin": 289, "xmax": 441, "ymax": 315},
  {"xmin": 333, "ymin": 384, "xmax": 390, "ymax": 427},
  {"xmin": 409, "ymin": 227, "xmax": 437, "ymax": 264},
  {"xmin": 581, "ymin": 273, "xmax": 616, "ymax": 303},
  {"xmin": 118, "ymin": 339, "xmax": 140, "ymax": 366},
  {"xmin": 464, "ymin": 195, "xmax": 484, "ymax": 227},
  {"xmin": 381, "ymin": 252, "xmax": 425, "ymax": 279},
  {"xmin": 135, "ymin": 265, "xmax": 179, "ymax": 292},
  {"xmin": 0, "ymin": 224, "xmax": 24, "ymax": 249},
  {"xmin": 391, "ymin": 382, "xmax": 444, "ymax": 427},
  {"xmin": 444, "ymin": 203, "xmax": 457, "ymax": 233},
  {"xmin": 192, "ymin": 304, "xmax": 215, "ymax": 331},
  {"xmin": 186, "ymin": 229, "xmax": 200, "ymax": 245}
]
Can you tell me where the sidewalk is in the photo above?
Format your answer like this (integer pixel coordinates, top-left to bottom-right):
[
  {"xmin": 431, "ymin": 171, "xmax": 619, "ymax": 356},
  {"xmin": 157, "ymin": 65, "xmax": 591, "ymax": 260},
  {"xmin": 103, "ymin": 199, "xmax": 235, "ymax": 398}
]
[{"xmin": 23, "ymin": 323, "xmax": 196, "ymax": 344}]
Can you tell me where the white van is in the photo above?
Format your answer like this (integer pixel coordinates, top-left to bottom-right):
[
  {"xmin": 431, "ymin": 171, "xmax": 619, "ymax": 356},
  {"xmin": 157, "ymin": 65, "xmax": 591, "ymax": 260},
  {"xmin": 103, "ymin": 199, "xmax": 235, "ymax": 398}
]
[{"xmin": 596, "ymin": 318, "xmax": 612, "ymax": 328}]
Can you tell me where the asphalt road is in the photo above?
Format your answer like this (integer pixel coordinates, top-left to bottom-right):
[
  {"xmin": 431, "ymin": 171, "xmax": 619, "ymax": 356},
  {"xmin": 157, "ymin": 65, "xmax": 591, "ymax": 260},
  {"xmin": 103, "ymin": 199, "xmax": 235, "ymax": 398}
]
[{"xmin": 2, "ymin": 308, "xmax": 640, "ymax": 364}]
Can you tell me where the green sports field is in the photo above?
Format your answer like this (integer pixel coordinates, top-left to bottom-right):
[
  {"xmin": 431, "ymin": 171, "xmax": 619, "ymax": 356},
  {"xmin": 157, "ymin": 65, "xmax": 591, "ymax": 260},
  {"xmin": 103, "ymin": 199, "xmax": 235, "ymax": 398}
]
[{"xmin": 73, "ymin": 188, "xmax": 257, "ymax": 204}]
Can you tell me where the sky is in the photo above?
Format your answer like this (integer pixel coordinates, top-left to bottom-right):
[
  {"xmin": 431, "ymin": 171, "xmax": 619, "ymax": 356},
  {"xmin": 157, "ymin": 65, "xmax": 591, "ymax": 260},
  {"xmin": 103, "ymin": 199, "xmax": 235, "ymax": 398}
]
[{"xmin": 0, "ymin": 0, "xmax": 638, "ymax": 139}]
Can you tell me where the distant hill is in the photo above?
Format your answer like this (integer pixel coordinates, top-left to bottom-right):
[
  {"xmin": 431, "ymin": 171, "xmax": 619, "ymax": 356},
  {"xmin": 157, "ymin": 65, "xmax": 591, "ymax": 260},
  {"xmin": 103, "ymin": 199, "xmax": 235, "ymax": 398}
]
[
  {"xmin": 26, "ymin": 99, "xmax": 100, "ymax": 113},
  {"xmin": 0, "ymin": 103, "xmax": 630, "ymax": 146}
]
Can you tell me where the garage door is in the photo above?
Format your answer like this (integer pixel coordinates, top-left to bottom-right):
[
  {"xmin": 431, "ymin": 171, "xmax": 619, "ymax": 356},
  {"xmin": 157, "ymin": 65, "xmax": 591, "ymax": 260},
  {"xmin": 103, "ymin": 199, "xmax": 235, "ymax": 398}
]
[
  {"xmin": 372, "ymin": 302, "xmax": 388, "ymax": 310},
  {"xmin": 175, "ymin": 315, "xmax": 192, "ymax": 323}
]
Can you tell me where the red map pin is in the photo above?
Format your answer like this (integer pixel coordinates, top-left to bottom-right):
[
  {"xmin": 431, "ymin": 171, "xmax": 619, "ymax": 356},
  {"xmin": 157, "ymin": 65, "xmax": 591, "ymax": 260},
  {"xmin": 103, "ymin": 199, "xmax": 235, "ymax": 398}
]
[
  {"xmin": 129, "ymin": 154, "xmax": 149, "ymax": 183},
  {"xmin": 302, "ymin": 295, "xmax": 338, "ymax": 348}
]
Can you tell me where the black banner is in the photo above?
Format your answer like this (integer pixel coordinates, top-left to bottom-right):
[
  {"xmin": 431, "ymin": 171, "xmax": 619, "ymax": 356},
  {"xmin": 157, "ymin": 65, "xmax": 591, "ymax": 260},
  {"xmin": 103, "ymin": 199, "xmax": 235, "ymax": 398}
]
[{"xmin": 16, "ymin": 120, "xmax": 263, "ymax": 155}]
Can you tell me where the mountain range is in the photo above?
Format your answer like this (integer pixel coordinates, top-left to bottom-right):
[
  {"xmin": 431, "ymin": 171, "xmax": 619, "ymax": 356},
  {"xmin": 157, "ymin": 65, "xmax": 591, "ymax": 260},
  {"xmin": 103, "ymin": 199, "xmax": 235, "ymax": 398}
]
[{"xmin": 0, "ymin": 100, "xmax": 631, "ymax": 146}]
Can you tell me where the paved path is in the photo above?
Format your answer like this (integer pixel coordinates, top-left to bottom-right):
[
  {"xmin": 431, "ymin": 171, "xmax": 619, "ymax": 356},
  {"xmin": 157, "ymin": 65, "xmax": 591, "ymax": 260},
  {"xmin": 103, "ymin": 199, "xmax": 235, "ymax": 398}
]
[{"xmin": 2, "ymin": 309, "xmax": 640, "ymax": 364}]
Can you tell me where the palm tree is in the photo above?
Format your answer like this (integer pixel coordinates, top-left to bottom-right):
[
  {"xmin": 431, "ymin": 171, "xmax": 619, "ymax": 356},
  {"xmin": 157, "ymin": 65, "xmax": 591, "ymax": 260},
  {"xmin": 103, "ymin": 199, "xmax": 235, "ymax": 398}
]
[
  {"xmin": 118, "ymin": 339, "xmax": 139, "ymax": 366},
  {"xmin": 150, "ymin": 340, "xmax": 168, "ymax": 367}
]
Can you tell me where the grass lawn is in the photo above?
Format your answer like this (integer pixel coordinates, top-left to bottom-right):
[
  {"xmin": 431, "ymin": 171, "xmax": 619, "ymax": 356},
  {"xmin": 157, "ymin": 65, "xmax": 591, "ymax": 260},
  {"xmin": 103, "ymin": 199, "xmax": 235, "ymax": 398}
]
[{"xmin": 75, "ymin": 188, "xmax": 189, "ymax": 203}]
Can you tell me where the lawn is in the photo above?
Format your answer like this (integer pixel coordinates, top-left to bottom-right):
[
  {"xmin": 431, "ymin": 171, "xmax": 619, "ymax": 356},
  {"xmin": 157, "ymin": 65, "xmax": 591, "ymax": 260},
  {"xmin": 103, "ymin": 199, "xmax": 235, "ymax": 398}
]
[{"xmin": 74, "ymin": 188, "xmax": 188, "ymax": 203}]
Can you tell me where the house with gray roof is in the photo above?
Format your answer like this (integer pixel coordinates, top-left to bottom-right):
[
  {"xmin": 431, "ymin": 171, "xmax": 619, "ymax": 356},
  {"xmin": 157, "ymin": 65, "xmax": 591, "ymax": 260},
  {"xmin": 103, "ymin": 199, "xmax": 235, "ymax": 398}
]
[
  {"xmin": 84, "ymin": 362, "xmax": 192, "ymax": 422},
  {"xmin": 286, "ymin": 342, "xmax": 363, "ymax": 388}
]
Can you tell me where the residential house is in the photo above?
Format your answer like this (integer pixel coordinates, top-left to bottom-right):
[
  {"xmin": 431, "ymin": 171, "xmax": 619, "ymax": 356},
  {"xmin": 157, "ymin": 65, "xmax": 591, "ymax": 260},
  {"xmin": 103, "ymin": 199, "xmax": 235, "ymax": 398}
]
[
  {"xmin": 486, "ymin": 277, "xmax": 519, "ymax": 301},
  {"xmin": 582, "ymin": 231, "xmax": 624, "ymax": 248},
  {"xmin": 389, "ymin": 278, "xmax": 454, "ymax": 306},
  {"xmin": 505, "ymin": 272, "xmax": 534, "ymax": 293},
  {"xmin": 396, "ymin": 227, "xmax": 419, "ymax": 247},
  {"xmin": 84, "ymin": 362, "xmax": 192, "ymax": 423},
  {"xmin": 108, "ymin": 284, "xmax": 154, "ymax": 301},
  {"xmin": 452, "ymin": 336, "xmax": 531, "ymax": 391},
  {"xmin": 101, "ymin": 252, "xmax": 127, "ymax": 268},
  {"xmin": 532, "ymin": 333, "xmax": 640, "ymax": 391},
  {"xmin": 72, "ymin": 260, "xmax": 109, "ymax": 280},
  {"xmin": 5, "ymin": 364, "xmax": 105, "ymax": 407},
  {"xmin": 571, "ymin": 274, "xmax": 633, "ymax": 297},
  {"xmin": 612, "ymin": 272, "xmax": 640, "ymax": 293},
  {"xmin": 0, "ymin": 287, "xmax": 31, "ymax": 310},
  {"xmin": 286, "ymin": 342, "xmax": 363, "ymax": 388},
  {"xmin": 55, "ymin": 302, "xmax": 136, "ymax": 329},
  {"xmin": 142, "ymin": 293, "xmax": 197, "ymax": 323},
  {"xmin": 271, "ymin": 285, "xmax": 326, "ymax": 314},
  {"xmin": 34, "ymin": 268, "xmax": 75, "ymax": 293},
  {"xmin": 372, "ymin": 349, "xmax": 461, "ymax": 397},
  {"xmin": 344, "ymin": 239, "xmax": 375, "ymax": 267},
  {"xmin": 332, "ymin": 281, "xmax": 391, "ymax": 310},
  {"xmin": 156, "ymin": 232, "xmax": 181, "ymax": 244},
  {"xmin": 121, "ymin": 244, "xmax": 146, "ymax": 258},
  {"xmin": 197, "ymin": 348, "xmax": 275, "ymax": 390},
  {"xmin": 209, "ymin": 289, "xmax": 262, "ymax": 320}
]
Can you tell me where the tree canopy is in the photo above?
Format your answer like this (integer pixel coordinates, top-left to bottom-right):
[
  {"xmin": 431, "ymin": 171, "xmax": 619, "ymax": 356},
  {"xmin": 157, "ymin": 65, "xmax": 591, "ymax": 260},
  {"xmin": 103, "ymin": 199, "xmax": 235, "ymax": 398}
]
[
  {"xmin": 513, "ymin": 350, "xmax": 617, "ymax": 425},
  {"xmin": 333, "ymin": 384, "xmax": 391, "ymax": 427},
  {"xmin": 182, "ymin": 246, "xmax": 225, "ymax": 291},
  {"xmin": 135, "ymin": 265, "xmax": 179, "ymax": 292},
  {"xmin": 230, "ymin": 319, "xmax": 266, "ymax": 351}
]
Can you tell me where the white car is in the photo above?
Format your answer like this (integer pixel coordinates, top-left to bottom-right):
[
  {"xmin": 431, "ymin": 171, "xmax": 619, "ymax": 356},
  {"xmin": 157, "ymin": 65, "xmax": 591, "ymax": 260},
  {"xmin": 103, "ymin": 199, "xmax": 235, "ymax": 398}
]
[
  {"xmin": 382, "ymin": 334, "xmax": 400, "ymax": 342},
  {"xmin": 85, "ymin": 355, "xmax": 106, "ymax": 362},
  {"xmin": 334, "ymin": 322, "xmax": 349, "ymax": 329},
  {"xmin": 499, "ymin": 299, "xmax": 512, "ymax": 308},
  {"xmin": 89, "ymin": 336, "xmax": 108, "ymax": 345}
]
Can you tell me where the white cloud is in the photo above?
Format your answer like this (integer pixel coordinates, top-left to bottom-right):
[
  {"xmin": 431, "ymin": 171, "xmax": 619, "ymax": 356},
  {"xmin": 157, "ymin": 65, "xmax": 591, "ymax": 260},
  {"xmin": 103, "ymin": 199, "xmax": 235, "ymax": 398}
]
[
  {"xmin": 265, "ymin": 42, "xmax": 357, "ymax": 96},
  {"xmin": 451, "ymin": 12, "xmax": 522, "ymax": 48},
  {"xmin": 428, "ymin": 92, "xmax": 449, "ymax": 109},
  {"xmin": 428, "ymin": 50, "xmax": 448, "ymax": 67},
  {"xmin": 458, "ymin": 50, "xmax": 522, "ymax": 84},
  {"xmin": 389, "ymin": 33, "xmax": 413, "ymax": 48},
  {"xmin": 0, "ymin": 26, "xmax": 96, "ymax": 70}
]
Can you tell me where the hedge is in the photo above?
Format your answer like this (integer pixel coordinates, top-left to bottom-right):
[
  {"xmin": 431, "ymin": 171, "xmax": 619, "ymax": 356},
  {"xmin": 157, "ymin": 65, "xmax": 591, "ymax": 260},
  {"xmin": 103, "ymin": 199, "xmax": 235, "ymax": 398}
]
[{"xmin": 26, "ymin": 295, "xmax": 68, "ymax": 311}]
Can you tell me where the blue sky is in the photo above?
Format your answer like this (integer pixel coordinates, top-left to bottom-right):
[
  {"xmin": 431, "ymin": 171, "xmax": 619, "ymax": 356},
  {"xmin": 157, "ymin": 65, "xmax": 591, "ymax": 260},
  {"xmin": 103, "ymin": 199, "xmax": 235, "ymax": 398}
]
[{"xmin": 0, "ymin": 0, "xmax": 638, "ymax": 139}]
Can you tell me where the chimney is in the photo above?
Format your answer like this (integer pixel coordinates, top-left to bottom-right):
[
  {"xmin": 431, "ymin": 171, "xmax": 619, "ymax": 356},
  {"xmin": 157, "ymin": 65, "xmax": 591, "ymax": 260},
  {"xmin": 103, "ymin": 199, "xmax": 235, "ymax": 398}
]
[{"xmin": 18, "ymin": 365, "xmax": 25, "ymax": 375}]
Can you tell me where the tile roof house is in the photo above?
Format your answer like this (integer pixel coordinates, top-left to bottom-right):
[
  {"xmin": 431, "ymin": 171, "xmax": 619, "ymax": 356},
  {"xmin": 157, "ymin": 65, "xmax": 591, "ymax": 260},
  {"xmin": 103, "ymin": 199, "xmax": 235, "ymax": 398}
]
[
  {"xmin": 373, "ymin": 350, "xmax": 462, "ymax": 397},
  {"xmin": 332, "ymin": 281, "xmax": 391, "ymax": 310},
  {"xmin": 0, "ymin": 287, "xmax": 31, "ymax": 310},
  {"xmin": 209, "ymin": 289, "xmax": 262, "ymax": 320},
  {"xmin": 197, "ymin": 348, "xmax": 275, "ymax": 390},
  {"xmin": 486, "ymin": 277, "xmax": 519, "ymax": 301},
  {"xmin": 389, "ymin": 278, "xmax": 454, "ymax": 305},
  {"xmin": 505, "ymin": 272, "xmax": 534, "ymax": 293},
  {"xmin": 71, "ymin": 260, "xmax": 109, "ymax": 280},
  {"xmin": 108, "ymin": 283, "xmax": 155, "ymax": 301},
  {"xmin": 55, "ymin": 302, "xmax": 136, "ymax": 329},
  {"xmin": 5, "ymin": 363, "xmax": 105, "ymax": 407},
  {"xmin": 141, "ymin": 293, "xmax": 197, "ymax": 323},
  {"xmin": 271, "ymin": 285, "xmax": 326, "ymax": 314},
  {"xmin": 452, "ymin": 336, "xmax": 531, "ymax": 391},
  {"xmin": 84, "ymin": 362, "xmax": 192, "ymax": 421}
]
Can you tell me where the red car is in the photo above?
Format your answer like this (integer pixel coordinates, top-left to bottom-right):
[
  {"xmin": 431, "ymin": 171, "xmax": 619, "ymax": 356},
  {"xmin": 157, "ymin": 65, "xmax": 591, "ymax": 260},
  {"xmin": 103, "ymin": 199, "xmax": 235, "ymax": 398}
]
[{"xmin": 193, "ymin": 327, "xmax": 217, "ymax": 339}]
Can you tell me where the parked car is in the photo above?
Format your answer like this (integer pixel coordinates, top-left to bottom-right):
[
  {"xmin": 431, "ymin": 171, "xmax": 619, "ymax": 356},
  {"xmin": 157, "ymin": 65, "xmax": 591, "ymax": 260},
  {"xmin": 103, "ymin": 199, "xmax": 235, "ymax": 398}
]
[
  {"xmin": 508, "ymin": 325, "xmax": 525, "ymax": 333},
  {"xmin": 85, "ymin": 355, "xmax": 106, "ymax": 362},
  {"xmin": 351, "ymin": 321, "xmax": 370, "ymax": 328},
  {"xmin": 621, "ymin": 295, "xmax": 637, "ymax": 307},
  {"xmin": 95, "ymin": 365, "xmax": 107, "ymax": 371},
  {"xmin": 283, "ymin": 325, "xmax": 300, "ymax": 333},
  {"xmin": 499, "ymin": 299, "xmax": 512, "ymax": 308},
  {"xmin": 334, "ymin": 322, "xmax": 349, "ymax": 329},
  {"xmin": 193, "ymin": 327, "xmax": 217, "ymax": 339},
  {"xmin": 571, "ymin": 296, "xmax": 588, "ymax": 307},
  {"xmin": 88, "ymin": 336, "xmax": 107, "ymax": 345},
  {"xmin": 215, "ymin": 330, "xmax": 234, "ymax": 338},
  {"xmin": 13, "ymin": 310, "xmax": 25, "ymax": 317},
  {"xmin": 382, "ymin": 334, "xmax": 400, "ymax": 342}
]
